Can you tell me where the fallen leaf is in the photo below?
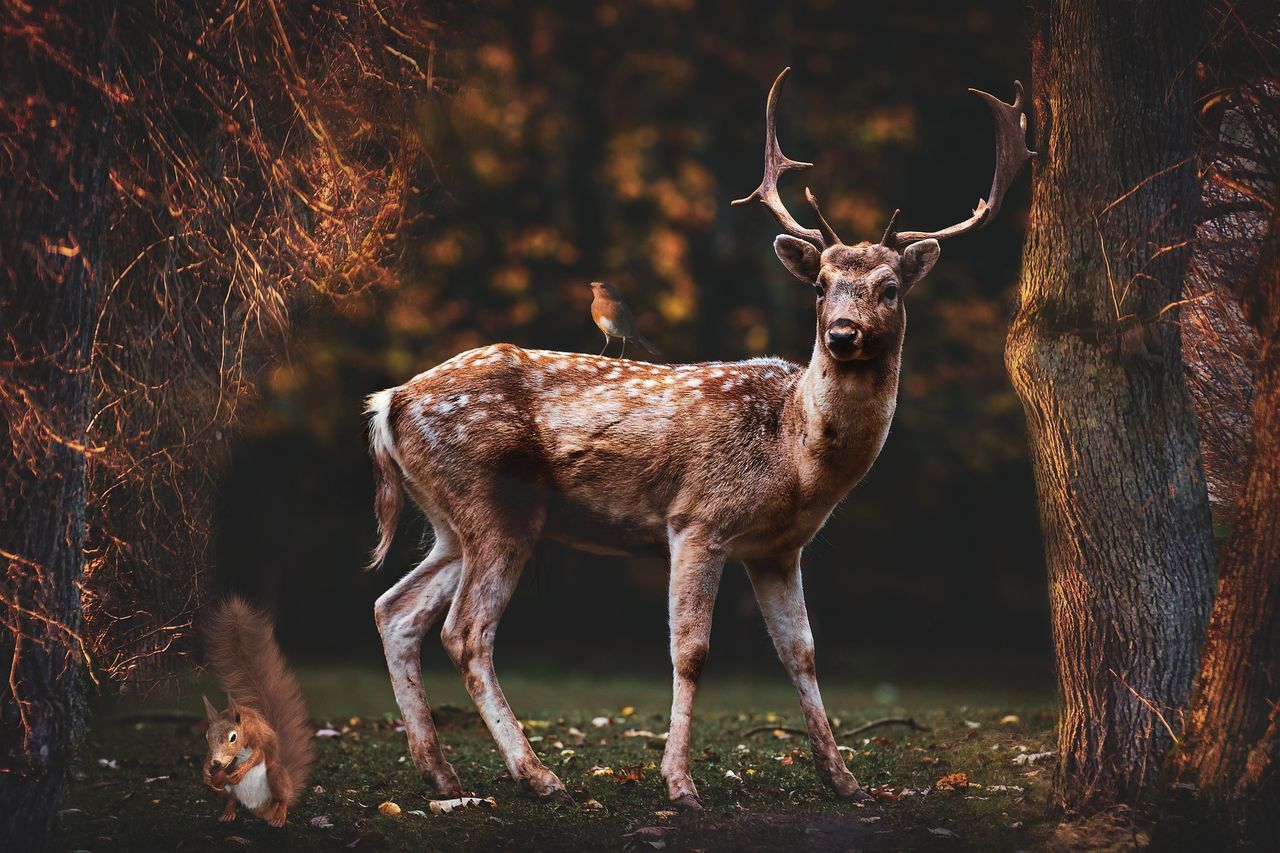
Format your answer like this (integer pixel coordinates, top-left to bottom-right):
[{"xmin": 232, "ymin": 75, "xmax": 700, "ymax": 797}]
[
  {"xmin": 724, "ymin": 770, "xmax": 744, "ymax": 784},
  {"xmin": 315, "ymin": 728, "xmax": 341, "ymax": 738},
  {"xmin": 777, "ymin": 754, "xmax": 794, "ymax": 766},
  {"xmin": 1000, "ymin": 714, "xmax": 1022, "ymax": 725},
  {"xmin": 591, "ymin": 716, "xmax": 611, "ymax": 728},
  {"xmin": 590, "ymin": 765, "xmax": 615, "ymax": 777},
  {"xmin": 934, "ymin": 772, "xmax": 969, "ymax": 792},
  {"xmin": 1012, "ymin": 751, "xmax": 1055, "ymax": 766},
  {"xmin": 622, "ymin": 729, "xmax": 662, "ymax": 739},
  {"xmin": 620, "ymin": 706, "xmax": 636, "ymax": 716},
  {"xmin": 97, "ymin": 759, "xmax": 119, "ymax": 770},
  {"xmin": 614, "ymin": 763, "xmax": 645, "ymax": 784},
  {"xmin": 581, "ymin": 798, "xmax": 605, "ymax": 811},
  {"xmin": 962, "ymin": 720, "xmax": 981, "ymax": 729},
  {"xmin": 377, "ymin": 801, "xmax": 401, "ymax": 816},
  {"xmin": 313, "ymin": 785, "xmax": 326, "ymax": 793},
  {"xmin": 310, "ymin": 815, "xmax": 334, "ymax": 828},
  {"xmin": 407, "ymin": 809, "xmax": 428, "ymax": 817},
  {"xmin": 868, "ymin": 785, "xmax": 907, "ymax": 800},
  {"xmin": 929, "ymin": 827, "xmax": 960, "ymax": 838},
  {"xmin": 428, "ymin": 796, "xmax": 497, "ymax": 814},
  {"xmin": 624, "ymin": 826, "xmax": 675, "ymax": 838},
  {"xmin": 225, "ymin": 836, "xmax": 252, "ymax": 846},
  {"xmin": 654, "ymin": 809, "xmax": 677, "ymax": 820}
]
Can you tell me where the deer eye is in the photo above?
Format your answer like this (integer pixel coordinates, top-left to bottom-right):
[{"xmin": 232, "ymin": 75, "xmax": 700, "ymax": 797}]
[
  {"xmin": 882, "ymin": 282, "xmax": 899, "ymax": 302},
  {"xmin": 228, "ymin": 732, "xmax": 237, "ymax": 744}
]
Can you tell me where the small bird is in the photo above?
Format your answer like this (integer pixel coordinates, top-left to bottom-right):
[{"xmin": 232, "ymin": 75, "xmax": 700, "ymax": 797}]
[{"xmin": 589, "ymin": 282, "xmax": 660, "ymax": 359}]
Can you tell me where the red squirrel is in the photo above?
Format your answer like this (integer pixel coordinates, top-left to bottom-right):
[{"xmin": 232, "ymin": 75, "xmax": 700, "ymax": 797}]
[{"xmin": 201, "ymin": 597, "xmax": 314, "ymax": 827}]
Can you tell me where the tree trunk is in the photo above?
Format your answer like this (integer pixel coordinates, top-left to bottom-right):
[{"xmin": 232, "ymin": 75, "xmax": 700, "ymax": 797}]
[
  {"xmin": 1176, "ymin": 216, "xmax": 1280, "ymax": 844},
  {"xmin": 1006, "ymin": 0, "xmax": 1217, "ymax": 814},
  {"xmin": 0, "ymin": 3, "xmax": 116, "ymax": 850}
]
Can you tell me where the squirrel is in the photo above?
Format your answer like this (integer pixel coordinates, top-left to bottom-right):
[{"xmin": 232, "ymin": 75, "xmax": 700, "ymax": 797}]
[{"xmin": 200, "ymin": 597, "xmax": 314, "ymax": 828}]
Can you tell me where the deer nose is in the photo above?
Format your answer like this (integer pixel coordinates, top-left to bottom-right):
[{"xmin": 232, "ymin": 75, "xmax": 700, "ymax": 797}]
[{"xmin": 826, "ymin": 321, "xmax": 862, "ymax": 353}]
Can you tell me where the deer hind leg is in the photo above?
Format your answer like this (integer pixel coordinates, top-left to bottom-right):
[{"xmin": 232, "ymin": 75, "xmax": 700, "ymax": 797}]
[
  {"xmin": 374, "ymin": 526, "xmax": 465, "ymax": 795},
  {"xmin": 660, "ymin": 528, "xmax": 725, "ymax": 810},
  {"xmin": 442, "ymin": 514, "xmax": 570, "ymax": 802},
  {"xmin": 745, "ymin": 553, "xmax": 867, "ymax": 800}
]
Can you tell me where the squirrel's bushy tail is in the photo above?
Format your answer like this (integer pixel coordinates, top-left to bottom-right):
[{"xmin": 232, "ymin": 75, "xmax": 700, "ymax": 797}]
[{"xmin": 203, "ymin": 597, "xmax": 314, "ymax": 804}]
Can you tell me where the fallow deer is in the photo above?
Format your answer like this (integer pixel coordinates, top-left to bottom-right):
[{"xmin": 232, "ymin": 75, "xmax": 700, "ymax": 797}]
[{"xmin": 366, "ymin": 68, "xmax": 1033, "ymax": 808}]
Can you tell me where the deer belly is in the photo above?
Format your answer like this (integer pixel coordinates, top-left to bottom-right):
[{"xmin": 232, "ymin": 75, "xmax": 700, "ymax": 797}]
[
  {"xmin": 543, "ymin": 496, "xmax": 667, "ymax": 557},
  {"xmin": 228, "ymin": 762, "xmax": 271, "ymax": 811}
]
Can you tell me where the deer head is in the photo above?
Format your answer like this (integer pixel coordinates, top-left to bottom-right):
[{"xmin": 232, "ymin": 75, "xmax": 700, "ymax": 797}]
[{"xmin": 733, "ymin": 68, "xmax": 1035, "ymax": 363}]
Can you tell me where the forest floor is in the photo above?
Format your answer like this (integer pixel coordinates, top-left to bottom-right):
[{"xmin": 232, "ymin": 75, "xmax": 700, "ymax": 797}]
[{"xmin": 58, "ymin": 667, "xmax": 1065, "ymax": 851}]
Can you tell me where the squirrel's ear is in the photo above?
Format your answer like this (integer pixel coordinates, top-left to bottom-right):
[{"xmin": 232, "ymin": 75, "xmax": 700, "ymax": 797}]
[
  {"xmin": 227, "ymin": 694, "xmax": 241, "ymax": 724},
  {"xmin": 202, "ymin": 694, "xmax": 218, "ymax": 722}
]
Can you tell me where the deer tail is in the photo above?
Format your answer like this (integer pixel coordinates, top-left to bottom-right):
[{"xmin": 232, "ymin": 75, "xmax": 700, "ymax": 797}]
[
  {"xmin": 203, "ymin": 598, "xmax": 314, "ymax": 804},
  {"xmin": 364, "ymin": 387, "xmax": 404, "ymax": 572}
]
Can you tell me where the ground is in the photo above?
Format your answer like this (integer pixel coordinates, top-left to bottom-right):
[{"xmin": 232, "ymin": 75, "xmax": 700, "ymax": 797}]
[{"xmin": 59, "ymin": 667, "xmax": 1061, "ymax": 851}]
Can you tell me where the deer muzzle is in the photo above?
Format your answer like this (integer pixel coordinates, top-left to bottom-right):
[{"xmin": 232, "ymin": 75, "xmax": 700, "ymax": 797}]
[{"xmin": 825, "ymin": 320, "xmax": 864, "ymax": 360}]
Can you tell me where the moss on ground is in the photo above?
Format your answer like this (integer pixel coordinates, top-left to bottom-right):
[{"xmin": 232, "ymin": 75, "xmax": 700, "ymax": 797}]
[{"xmin": 60, "ymin": 683, "xmax": 1060, "ymax": 851}]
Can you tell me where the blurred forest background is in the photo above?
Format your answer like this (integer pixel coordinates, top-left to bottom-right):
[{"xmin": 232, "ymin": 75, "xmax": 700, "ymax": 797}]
[{"xmin": 213, "ymin": 0, "xmax": 1047, "ymax": 686}]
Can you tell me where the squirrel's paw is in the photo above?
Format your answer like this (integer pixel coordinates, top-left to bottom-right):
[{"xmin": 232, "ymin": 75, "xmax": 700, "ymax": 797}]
[{"xmin": 265, "ymin": 802, "xmax": 287, "ymax": 828}]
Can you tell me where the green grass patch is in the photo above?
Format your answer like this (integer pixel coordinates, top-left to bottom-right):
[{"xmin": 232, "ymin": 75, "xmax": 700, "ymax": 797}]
[{"xmin": 60, "ymin": 670, "xmax": 1058, "ymax": 851}]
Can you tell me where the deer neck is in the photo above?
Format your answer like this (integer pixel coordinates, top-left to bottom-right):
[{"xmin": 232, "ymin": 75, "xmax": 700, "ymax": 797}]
[{"xmin": 789, "ymin": 335, "xmax": 903, "ymax": 499}]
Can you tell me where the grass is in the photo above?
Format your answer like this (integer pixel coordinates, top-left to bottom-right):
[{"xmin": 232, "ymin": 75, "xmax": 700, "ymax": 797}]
[{"xmin": 59, "ymin": 667, "xmax": 1060, "ymax": 851}]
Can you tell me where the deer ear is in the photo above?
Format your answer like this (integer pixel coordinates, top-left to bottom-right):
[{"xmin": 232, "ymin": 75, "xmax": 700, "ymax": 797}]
[
  {"xmin": 900, "ymin": 239, "xmax": 940, "ymax": 291},
  {"xmin": 773, "ymin": 235, "xmax": 821, "ymax": 283}
]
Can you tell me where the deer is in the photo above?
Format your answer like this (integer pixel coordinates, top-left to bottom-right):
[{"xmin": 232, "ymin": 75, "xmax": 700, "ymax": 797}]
[{"xmin": 365, "ymin": 67, "xmax": 1033, "ymax": 808}]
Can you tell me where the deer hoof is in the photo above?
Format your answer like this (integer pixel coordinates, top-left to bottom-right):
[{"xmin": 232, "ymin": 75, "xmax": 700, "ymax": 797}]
[
  {"xmin": 836, "ymin": 782, "xmax": 873, "ymax": 803},
  {"xmin": 671, "ymin": 792, "xmax": 704, "ymax": 811},
  {"xmin": 430, "ymin": 768, "xmax": 464, "ymax": 796},
  {"xmin": 539, "ymin": 786, "xmax": 575, "ymax": 806}
]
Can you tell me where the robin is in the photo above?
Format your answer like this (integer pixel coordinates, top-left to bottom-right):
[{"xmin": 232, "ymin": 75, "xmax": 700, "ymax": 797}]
[{"xmin": 589, "ymin": 282, "xmax": 660, "ymax": 359}]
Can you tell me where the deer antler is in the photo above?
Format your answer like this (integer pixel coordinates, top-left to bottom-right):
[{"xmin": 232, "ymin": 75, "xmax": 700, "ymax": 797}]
[
  {"xmin": 733, "ymin": 68, "xmax": 842, "ymax": 249},
  {"xmin": 884, "ymin": 81, "xmax": 1035, "ymax": 248}
]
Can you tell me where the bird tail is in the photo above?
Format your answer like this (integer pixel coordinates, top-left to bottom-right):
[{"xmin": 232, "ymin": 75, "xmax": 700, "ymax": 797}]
[{"xmin": 636, "ymin": 333, "xmax": 661, "ymax": 356}]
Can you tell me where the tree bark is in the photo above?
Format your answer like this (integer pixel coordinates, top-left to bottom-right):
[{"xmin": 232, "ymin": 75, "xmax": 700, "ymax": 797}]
[
  {"xmin": 1176, "ymin": 215, "xmax": 1280, "ymax": 844},
  {"xmin": 0, "ymin": 3, "xmax": 117, "ymax": 850},
  {"xmin": 1006, "ymin": 0, "xmax": 1217, "ymax": 814}
]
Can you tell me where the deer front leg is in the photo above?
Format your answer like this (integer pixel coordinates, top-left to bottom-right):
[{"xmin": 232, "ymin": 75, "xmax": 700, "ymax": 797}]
[
  {"xmin": 375, "ymin": 531, "xmax": 465, "ymax": 795},
  {"xmin": 661, "ymin": 529, "xmax": 725, "ymax": 810},
  {"xmin": 745, "ymin": 553, "xmax": 869, "ymax": 801},
  {"xmin": 441, "ymin": 528, "xmax": 570, "ymax": 803}
]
